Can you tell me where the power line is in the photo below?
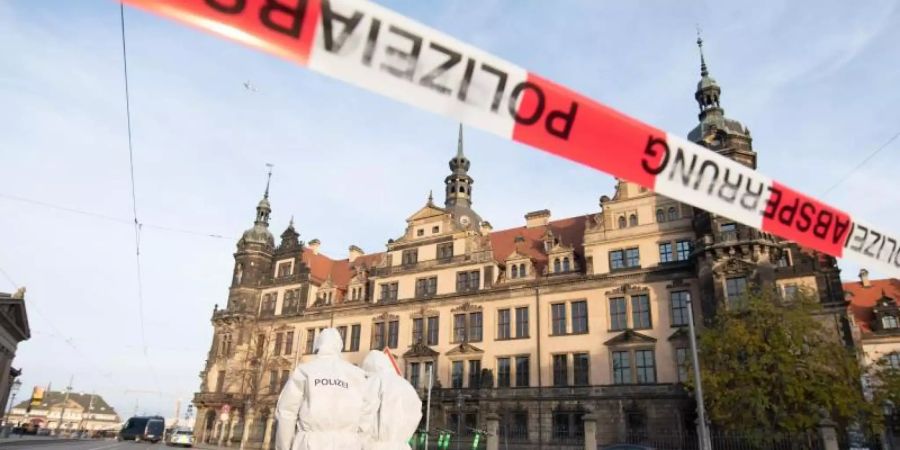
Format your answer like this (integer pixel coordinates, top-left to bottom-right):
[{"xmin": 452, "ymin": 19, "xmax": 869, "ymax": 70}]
[
  {"xmin": 823, "ymin": 130, "xmax": 900, "ymax": 196},
  {"xmin": 0, "ymin": 192, "xmax": 234, "ymax": 240}
]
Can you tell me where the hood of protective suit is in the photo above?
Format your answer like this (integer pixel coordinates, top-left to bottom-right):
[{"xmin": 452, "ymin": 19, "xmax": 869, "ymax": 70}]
[
  {"xmin": 362, "ymin": 350, "xmax": 397, "ymax": 376},
  {"xmin": 314, "ymin": 328, "xmax": 344, "ymax": 356}
]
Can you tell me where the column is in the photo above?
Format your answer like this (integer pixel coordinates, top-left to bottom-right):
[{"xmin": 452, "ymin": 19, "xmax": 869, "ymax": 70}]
[
  {"xmin": 241, "ymin": 411, "xmax": 255, "ymax": 449},
  {"xmin": 261, "ymin": 414, "xmax": 275, "ymax": 450},
  {"xmin": 583, "ymin": 414, "xmax": 598, "ymax": 450},
  {"xmin": 485, "ymin": 413, "xmax": 499, "ymax": 450},
  {"xmin": 226, "ymin": 413, "xmax": 238, "ymax": 447},
  {"xmin": 817, "ymin": 418, "xmax": 839, "ymax": 450}
]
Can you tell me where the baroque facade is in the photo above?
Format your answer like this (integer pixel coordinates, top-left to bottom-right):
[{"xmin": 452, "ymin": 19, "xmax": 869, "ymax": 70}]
[
  {"xmin": 0, "ymin": 288, "xmax": 29, "ymax": 420},
  {"xmin": 192, "ymin": 40, "xmax": 849, "ymax": 449},
  {"xmin": 7, "ymin": 390, "xmax": 120, "ymax": 432}
]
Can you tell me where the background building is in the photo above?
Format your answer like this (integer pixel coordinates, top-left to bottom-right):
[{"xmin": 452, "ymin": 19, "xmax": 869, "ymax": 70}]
[
  {"xmin": 192, "ymin": 41, "xmax": 849, "ymax": 449},
  {"xmin": 7, "ymin": 390, "xmax": 120, "ymax": 433},
  {"xmin": 0, "ymin": 288, "xmax": 29, "ymax": 419}
]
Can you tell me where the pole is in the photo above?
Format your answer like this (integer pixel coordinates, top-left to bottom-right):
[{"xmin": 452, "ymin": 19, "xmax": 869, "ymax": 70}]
[
  {"xmin": 533, "ymin": 287, "xmax": 543, "ymax": 450},
  {"xmin": 55, "ymin": 376, "xmax": 73, "ymax": 435},
  {"xmin": 455, "ymin": 393, "xmax": 463, "ymax": 450},
  {"xmin": 425, "ymin": 365, "xmax": 433, "ymax": 450},
  {"xmin": 686, "ymin": 297, "xmax": 711, "ymax": 450}
]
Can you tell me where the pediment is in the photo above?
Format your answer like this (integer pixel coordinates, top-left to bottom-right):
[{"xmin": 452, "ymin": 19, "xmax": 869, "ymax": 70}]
[
  {"xmin": 603, "ymin": 329, "xmax": 657, "ymax": 346},
  {"xmin": 403, "ymin": 341, "xmax": 439, "ymax": 358},
  {"xmin": 451, "ymin": 302, "xmax": 482, "ymax": 313},
  {"xmin": 667, "ymin": 327, "xmax": 691, "ymax": 341},
  {"xmin": 410, "ymin": 307, "xmax": 439, "ymax": 319},
  {"xmin": 406, "ymin": 204, "xmax": 448, "ymax": 222},
  {"xmin": 605, "ymin": 284, "xmax": 650, "ymax": 297},
  {"xmin": 505, "ymin": 249, "xmax": 529, "ymax": 262},
  {"xmin": 446, "ymin": 342, "xmax": 483, "ymax": 356},
  {"xmin": 373, "ymin": 312, "xmax": 400, "ymax": 322},
  {"xmin": 714, "ymin": 258, "xmax": 757, "ymax": 276}
]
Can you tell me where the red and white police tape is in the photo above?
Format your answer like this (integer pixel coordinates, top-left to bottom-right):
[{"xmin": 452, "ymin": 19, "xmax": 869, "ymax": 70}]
[{"xmin": 122, "ymin": 0, "xmax": 899, "ymax": 277}]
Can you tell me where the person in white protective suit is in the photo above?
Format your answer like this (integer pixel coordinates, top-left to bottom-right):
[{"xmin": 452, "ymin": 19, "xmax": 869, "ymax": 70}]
[
  {"xmin": 361, "ymin": 350, "xmax": 423, "ymax": 450},
  {"xmin": 275, "ymin": 328, "xmax": 374, "ymax": 450}
]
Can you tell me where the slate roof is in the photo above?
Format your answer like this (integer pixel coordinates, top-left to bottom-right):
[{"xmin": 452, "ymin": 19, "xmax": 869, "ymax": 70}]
[{"xmin": 13, "ymin": 391, "xmax": 117, "ymax": 416}]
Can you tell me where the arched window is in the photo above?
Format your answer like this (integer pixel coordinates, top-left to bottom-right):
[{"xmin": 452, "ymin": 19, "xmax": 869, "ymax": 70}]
[
  {"xmin": 460, "ymin": 186, "xmax": 466, "ymax": 193},
  {"xmin": 884, "ymin": 315, "xmax": 899, "ymax": 330},
  {"xmin": 629, "ymin": 214, "xmax": 638, "ymax": 226},
  {"xmin": 562, "ymin": 257, "xmax": 570, "ymax": 272},
  {"xmin": 519, "ymin": 263, "xmax": 526, "ymax": 277},
  {"xmin": 656, "ymin": 209, "xmax": 665, "ymax": 223},
  {"xmin": 618, "ymin": 216, "xmax": 627, "ymax": 229},
  {"xmin": 511, "ymin": 265, "xmax": 519, "ymax": 279},
  {"xmin": 553, "ymin": 258, "xmax": 561, "ymax": 273},
  {"xmin": 668, "ymin": 207, "xmax": 678, "ymax": 221}
]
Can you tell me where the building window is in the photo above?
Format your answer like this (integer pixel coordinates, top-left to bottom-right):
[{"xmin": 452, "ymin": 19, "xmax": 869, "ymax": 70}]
[
  {"xmin": 887, "ymin": 353, "xmax": 900, "ymax": 369},
  {"xmin": 274, "ymin": 332, "xmax": 283, "ymax": 356},
  {"xmin": 432, "ymin": 225, "xmax": 440, "ymax": 234},
  {"xmin": 625, "ymin": 247, "xmax": 640, "ymax": 268},
  {"xmin": 456, "ymin": 270, "xmax": 480, "ymax": 293},
  {"xmin": 656, "ymin": 209, "xmax": 665, "ymax": 223},
  {"xmin": 632, "ymin": 294, "xmax": 651, "ymax": 329},
  {"xmin": 219, "ymin": 333, "xmax": 232, "ymax": 358},
  {"xmin": 413, "ymin": 318, "xmax": 424, "ymax": 343},
  {"xmin": 427, "ymin": 316, "xmax": 439, "ymax": 345},
  {"xmin": 415, "ymin": 276, "xmax": 437, "ymax": 298},
  {"xmin": 452, "ymin": 361, "xmax": 464, "ymax": 388},
  {"xmin": 675, "ymin": 347, "xmax": 690, "ymax": 382},
  {"xmin": 468, "ymin": 360, "xmax": 482, "ymax": 388},
  {"xmin": 659, "ymin": 243, "xmax": 673, "ymax": 264},
  {"xmin": 409, "ymin": 362, "xmax": 421, "ymax": 388},
  {"xmin": 519, "ymin": 263, "xmax": 526, "ymax": 277},
  {"xmin": 277, "ymin": 261, "xmax": 292, "ymax": 278},
  {"xmin": 675, "ymin": 240, "xmax": 692, "ymax": 261},
  {"xmin": 372, "ymin": 322, "xmax": 388, "ymax": 349},
  {"xmin": 387, "ymin": 320, "xmax": 399, "ymax": 348},
  {"xmin": 515, "ymin": 307, "xmax": 529, "ymax": 338},
  {"xmin": 417, "ymin": 229, "xmax": 424, "ymax": 237},
  {"xmin": 883, "ymin": 316, "xmax": 899, "ymax": 330},
  {"xmin": 668, "ymin": 207, "xmax": 678, "ymax": 221},
  {"xmin": 336, "ymin": 326, "xmax": 347, "ymax": 351},
  {"xmin": 610, "ymin": 250, "xmax": 625, "ymax": 270},
  {"xmin": 438, "ymin": 242, "xmax": 453, "ymax": 260},
  {"xmin": 563, "ymin": 257, "xmax": 571, "ymax": 272},
  {"xmin": 269, "ymin": 370, "xmax": 279, "ymax": 393},
  {"xmin": 305, "ymin": 329, "xmax": 315, "ymax": 354},
  {"xmin": 782, "ymin": 284, "xmax": 799, "ymax": 300},
  {"xmin": 215, "ymin": 370, "xmax": 225, "ymax": 392},
  {"xmin": 511, "ymin": 265, "xmax": 518, "ymax": 279},
  {"xmin": 610, "ymin": 297, "xmax": 627, "ymax": 331},
  {"xmin": 726, "ymin": 276, "xmax": 748, "ymax": 306},
  {"xmin": 612, "ymin": 351, "xmax": 631, "ymax": 384},
  {"xmin": 453, "ymin": 312, "xmax": 482, "ymax": 343},
  {"xmin": 553, "ymin": 258, "xmax": 561, "ymax": 273},
  {"xmin": 671, "ymin": 291, "xmax": 690, "ymax": 326},
  {"xmin": 282, "ymin": 289, "xmax": 301, "ymax": 314},
  {"xmin": 573, "ymin": 353, "xmax": 590, "ymax": 386},
  {"xmin": 256, "ymin": 334, "xmax": 266, "ymax": 358},
  {"xmin": 629, "ymin": 214, "xmax": 638, "ymax": 226},
  {"xmin": 551, "ymin": 303, "xmax": 567, "ymax": 335},
  {"xmin": 281, "ymin": 370, "xmax": 290, "ymax": 389},
  {"xmin": 720, "ymin": 223, "xmax": 736, "ymax": 232},
  {"xmin": 261, "ymin": 293, "xmax": 277, "ymax": 316},
  {"xmin": 350, "ymin": 325, "xmax": 361, "ymax": 351},
  {"xmin": 454, "ymin": 314, "xmax": 466, "ymax": 343},
  {"xmin": 635, "ymin": 349, "xmax": 656, "ymax": 383},
  {"xmin": 470, "ymin": 312, "xmax": 483, "ymax": 342},
  {"xmin": 498, "ymin": 309, "xmax": 511, "ymax": 339},
  {"xmin": 552, "ymin": 412, "xmax": 585, "ymax": 441},
  {"xmin": 618, "ymin": 216, "xmax": 626, "ymax": 229},
  {"xmin": 497, "ymin": 357, "xmax": 511, "ymax": 387},
  {"xmin": 571, "ymin": 301, "xmax": 588, "ymax": 334},
  {"xmin": 425, "ymin": 361, "xmax": 435, "ymax": 384},
  {"xmin": 380, "ymin": 282, "xmax": 399, "ymax": 302},
  {"xmin": 516, "ymin": 356, "xmax": 530, "ymax": 387},
  {"xmin": 552, "ymin": 354, "xmax": 568, "ymax": 387},
  {"xmin": 402, "ymin": 249, "xmax": 418, "ymax": 265}
]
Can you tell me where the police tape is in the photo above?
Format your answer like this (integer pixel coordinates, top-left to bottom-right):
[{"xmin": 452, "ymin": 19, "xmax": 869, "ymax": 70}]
[{"xmin": 122, "ymin": 0, "xmax": 899, "ymax": 277}]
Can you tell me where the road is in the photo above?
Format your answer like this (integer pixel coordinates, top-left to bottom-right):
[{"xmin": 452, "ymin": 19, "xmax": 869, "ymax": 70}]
[{"xmin": 0, "ymin": 440, "xmax": 178, "ymax": 450}]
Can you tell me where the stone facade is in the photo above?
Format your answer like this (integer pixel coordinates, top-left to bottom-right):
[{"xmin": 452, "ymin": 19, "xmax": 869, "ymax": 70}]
[
  {"xmin": 7, "ymin": 390, "xmax": 120, "ymax": 432},
  {"xmin": 0, "ymin": 288, "xmax": 29, "ymax": 421},
  {"xmin": 191, "ymin": 41, "xmax": 850, "ymax": 449}
]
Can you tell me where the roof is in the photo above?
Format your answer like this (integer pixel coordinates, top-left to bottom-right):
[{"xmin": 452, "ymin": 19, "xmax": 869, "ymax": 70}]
[
  {"xmin": 844, "ymin": 278, "xmax": 900, "ymax": 332},
  {"xmin": 301, "ymin": 215, "xmax": 589, "ymax": 289},
  {"xmin": 13, "ymin": 391, "xmax": 117, "ymax": 416}
]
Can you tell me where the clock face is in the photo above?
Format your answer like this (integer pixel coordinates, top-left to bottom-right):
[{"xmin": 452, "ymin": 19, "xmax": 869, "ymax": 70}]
[{"xmin": 459, "ymin": 215, "xmax": 471, "ymax": 226}]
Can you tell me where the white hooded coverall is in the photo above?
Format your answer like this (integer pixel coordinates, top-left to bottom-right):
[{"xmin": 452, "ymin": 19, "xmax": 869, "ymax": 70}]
[
  {"xmin": 362, "ymin": 350, "xmax": 423, "ymax": 450},
  {"xmin": 275, "ymin": 328, "xmax": 373, "ymax": 450}
]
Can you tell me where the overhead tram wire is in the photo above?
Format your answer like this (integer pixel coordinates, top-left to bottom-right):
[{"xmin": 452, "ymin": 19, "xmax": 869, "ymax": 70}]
[
  {"xmin": 0, "ymin": 192, "xmax": 234, "ymax": 240},
  {"xmin": 822, "ymin": 130, "xmax": 900, "ymax": 197},
  {"xmin": 119, "ymin": 3, "xmax": 162, "ymax": 395}
]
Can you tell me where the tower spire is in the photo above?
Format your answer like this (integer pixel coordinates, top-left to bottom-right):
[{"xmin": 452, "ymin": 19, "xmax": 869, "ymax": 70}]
[
  {"xmin": 456, "ymin": 123, "xmax": 464, "ymax": 158},
  {"xmin": 697, "ymin": 27, "xmax": 708, "ymax": 77},
  {"xmin": 264, "ymin": 163, "xmax": 273, "ymax": 199},
  {"xmin": 445, "ymin": 125, "xmax": 473, "ymax": 208}
]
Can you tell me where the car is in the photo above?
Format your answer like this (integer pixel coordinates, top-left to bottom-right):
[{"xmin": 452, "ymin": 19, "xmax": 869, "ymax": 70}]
[
  {"xmin": 118, "ymin": 415, "xmax": 166, "ymax": 443},
  {"xmin": 35, "ymin": 428, "xmax": 51, "ymax": 436},
  {"xmin": 167, "ymin": 428, "xmax": 194, "ymax": 447}
]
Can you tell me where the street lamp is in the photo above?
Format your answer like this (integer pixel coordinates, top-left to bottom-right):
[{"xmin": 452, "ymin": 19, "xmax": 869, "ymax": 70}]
[
  {"xmin": 884, "ymin": 400, "xmax": 895, "ymax": 450},
  {"xmin": 5, "ymin": 379, "xmax": 22, "ymax": 428}
]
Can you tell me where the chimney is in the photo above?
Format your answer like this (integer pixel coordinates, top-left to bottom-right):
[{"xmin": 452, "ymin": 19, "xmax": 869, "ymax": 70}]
[
  {"xmin": 525, "ymin": 209, "xmax": 551, "ymax": 228},
  {"xmin": 308, "ymin": 239, "xmax": 321, "ymax": 255},
  {"xmin": 859, "ymin": 268, "xmax": 871, "ymax": 288},
  {"xmin": 349, "ymin": 245, "xmax": 364, "ymax": 262}
]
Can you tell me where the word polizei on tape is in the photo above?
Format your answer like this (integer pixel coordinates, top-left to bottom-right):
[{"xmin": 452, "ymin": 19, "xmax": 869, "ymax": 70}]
[{"xmin": 123, "ymin": 0, "xmax": 899, "ymax": 277}]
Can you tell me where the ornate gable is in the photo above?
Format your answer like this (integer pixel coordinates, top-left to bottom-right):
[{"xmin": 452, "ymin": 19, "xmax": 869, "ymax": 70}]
[
  {"xmin": 605, "ymin": 284, "xmax": 650, "ymax": 297},
  {"xmin": 373, "ymin": 312, "xmax": 400, "ymax": 322},
  {"xmin": 451, "ymin": 302, "xmax": 482, "ymax": 313},
  {"xmin": 603, "ymin": 329, "xmax": 657, "ymax": 346},
  {"xmin": 404, "ymin": 341, "xmax": 440, "ymax": 358},
  {"xmin": 446, "ymin": 342, "xmax": 483, "ymax": 356}
]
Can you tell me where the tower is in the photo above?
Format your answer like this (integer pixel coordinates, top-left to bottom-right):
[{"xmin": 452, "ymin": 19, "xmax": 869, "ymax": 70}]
[
  {"xmin": 444, "ymin": 124, "xmax": 482, "ymax": 231},
  {"xmin": 230, "ymin": 168, "xmax": 276, "ymax": 311}
]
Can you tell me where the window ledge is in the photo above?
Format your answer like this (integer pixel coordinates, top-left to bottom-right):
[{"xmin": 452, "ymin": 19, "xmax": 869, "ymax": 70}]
[{"xmin": 496, "ymin": 336, "xmax": 530, "ymax": 341}]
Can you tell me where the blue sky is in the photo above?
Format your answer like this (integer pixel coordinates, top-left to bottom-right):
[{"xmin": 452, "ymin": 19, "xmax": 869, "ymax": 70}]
[{"xmin": 1, "ymin": 0, "xmax": 898, "ymax": 417}]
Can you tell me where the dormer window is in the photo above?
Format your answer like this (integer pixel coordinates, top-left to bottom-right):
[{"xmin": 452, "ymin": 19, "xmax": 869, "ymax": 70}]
[
  {"xmin": 668, "ymin": 207, "xmax": 678, "ymax": 221},
  {"xmin": 618, "ymin": 216, "xmax": 626, "ymax": 229},
  {"xmin": 629, "ymin": 214, "xmax": 638, "ymax": 227},
  {"xmin": 417, "ymin": 229, "xmax": 424, "ymax": 237},
  {"xmin": 432, "ymin": 225, "xmax": 440, "ymax": 234},
  {"xmin": 553, "ymin": 258, "xmax": 561, "ymax": 273},
  {"xmin": 276, "ymin": 260, "xmax": 293, "ymax": 278},
  {"xmin": 656, "ymin": 209, "xmax": 665, "ymax": 223},
  {"xmin": 511, "ymin": 265, "xmax": 518, "ymax": 278},
  {"xmin": 883, "ymin": 315, "xmax": 898, "ymax": 330},
  {"xmin": 563, "ymin": 257, "xmax": 571, "ymax": 272}
]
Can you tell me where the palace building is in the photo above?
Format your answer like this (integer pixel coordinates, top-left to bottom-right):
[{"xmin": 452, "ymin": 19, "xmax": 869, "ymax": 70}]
[{"xmin": 191, "ymin": 39, "xmax": 849, "ymax": 449}]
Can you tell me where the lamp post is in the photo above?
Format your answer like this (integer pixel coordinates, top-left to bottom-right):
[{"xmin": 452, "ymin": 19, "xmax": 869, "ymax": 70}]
[
  {"xmin": 884, "ymin": 400, "xmax": 895, "ymax": 450},
  {"xmin": 685, "ymin": 295, "xmax": 712, "ymax": 450},
  {"xmin": 4, "ymin": 379, "xmax": 22, "ymax": 430}
]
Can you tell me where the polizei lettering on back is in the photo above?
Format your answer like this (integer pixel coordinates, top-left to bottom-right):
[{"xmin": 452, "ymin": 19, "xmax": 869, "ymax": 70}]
[{"xmin": 313, "ymin": 378, "xmax": 350, "ymax": 389}]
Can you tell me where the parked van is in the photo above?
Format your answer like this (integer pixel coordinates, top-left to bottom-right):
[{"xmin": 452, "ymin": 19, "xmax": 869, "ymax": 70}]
[{"xmin": 118, "ymin": 415, "xmax": 166, "ymax": 442}]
